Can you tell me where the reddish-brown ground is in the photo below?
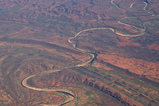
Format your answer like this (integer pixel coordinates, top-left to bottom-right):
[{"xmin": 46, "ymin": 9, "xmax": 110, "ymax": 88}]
[{"xmin": 0, "ymin": 0, "xmax": 158, "ymax": 105}]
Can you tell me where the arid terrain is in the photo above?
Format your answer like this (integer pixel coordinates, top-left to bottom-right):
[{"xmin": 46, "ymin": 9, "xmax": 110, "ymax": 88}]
[{"xmin": 0, "ymin": 0, "xmax": 159, "ymax": 106}]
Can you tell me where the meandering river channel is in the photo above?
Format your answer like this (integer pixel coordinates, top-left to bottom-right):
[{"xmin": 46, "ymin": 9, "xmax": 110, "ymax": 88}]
[{"xmin": 21, "ymin": 1, "xmax": 149, "ymax": 105}]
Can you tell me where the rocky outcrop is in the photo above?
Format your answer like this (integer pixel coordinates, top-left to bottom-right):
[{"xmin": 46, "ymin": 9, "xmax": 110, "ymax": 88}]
[{"xmin": 83, "ymin": 78, "xmax": 142, "ymax": 106}]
